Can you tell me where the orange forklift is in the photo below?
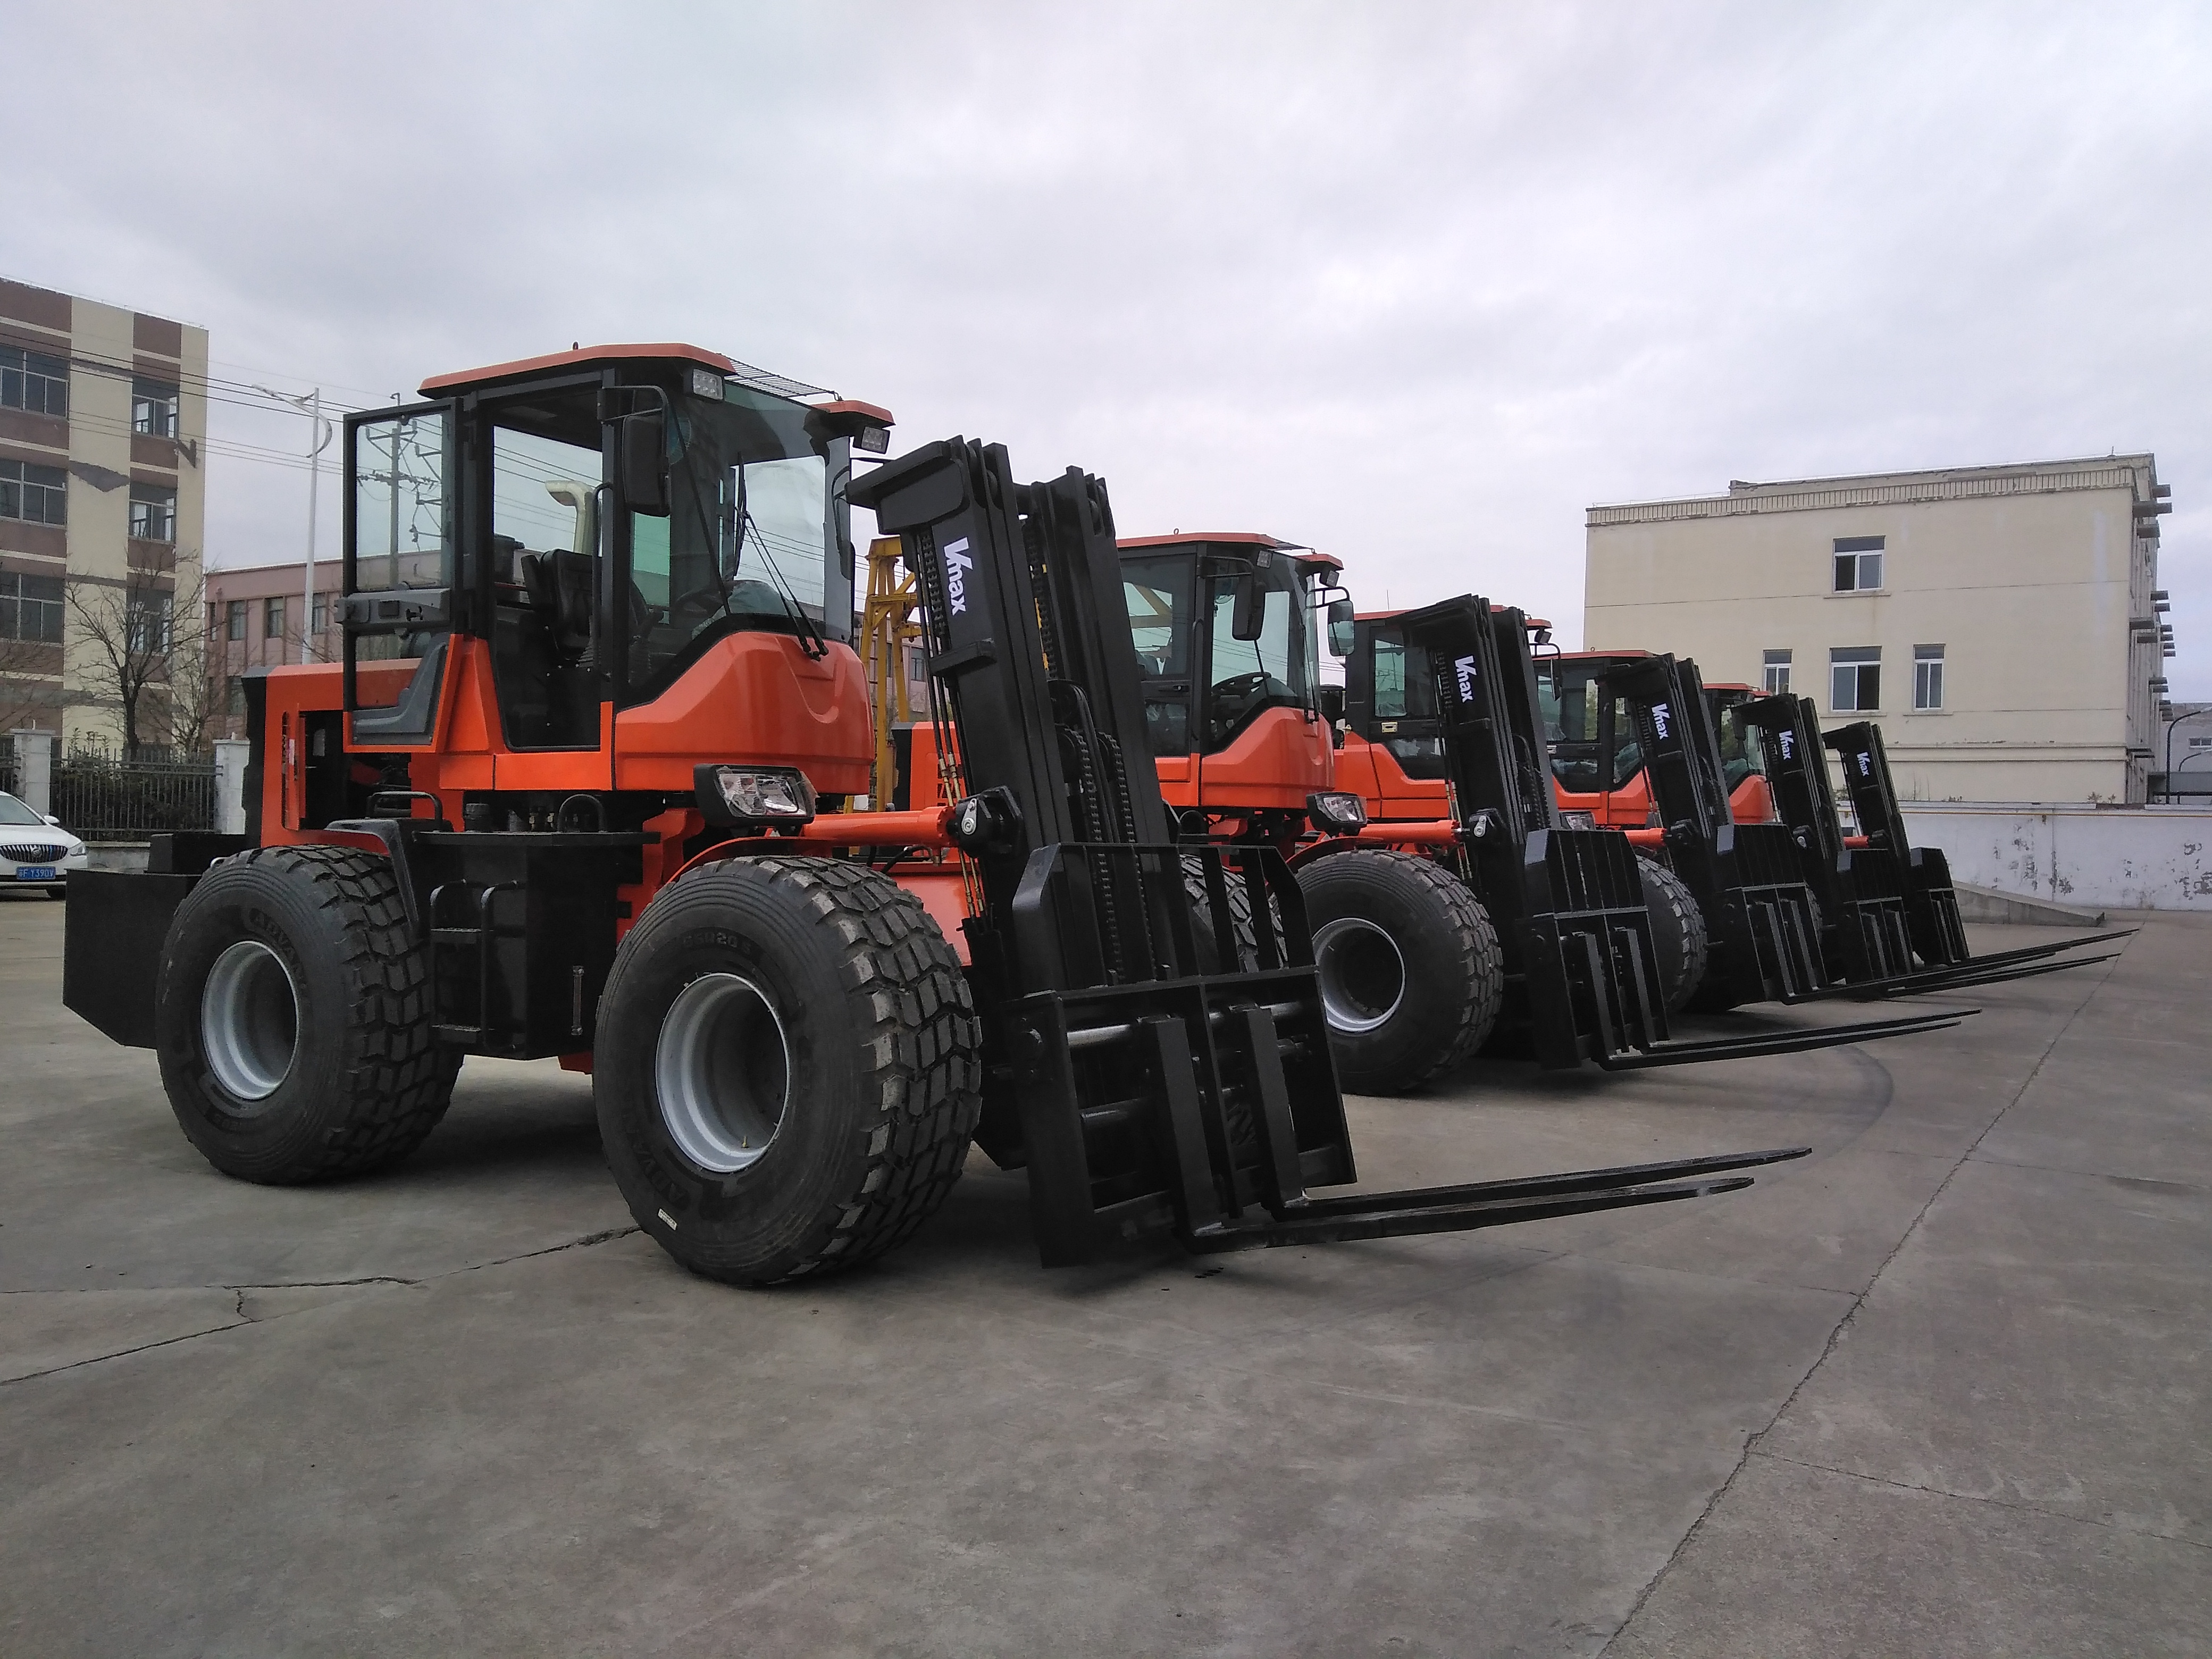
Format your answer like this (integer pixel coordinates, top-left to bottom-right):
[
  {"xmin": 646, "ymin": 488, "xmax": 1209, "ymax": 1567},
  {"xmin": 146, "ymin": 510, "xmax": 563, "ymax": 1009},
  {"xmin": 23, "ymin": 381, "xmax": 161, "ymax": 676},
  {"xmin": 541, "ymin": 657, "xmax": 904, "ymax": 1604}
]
[
  {"xmin": 63, "ymin": 346, "xmax": 1809, "ymax": 1284},
  {"xmin": 1113, "ymin": 538, "xmax": 1962, "ymax": 1092}
]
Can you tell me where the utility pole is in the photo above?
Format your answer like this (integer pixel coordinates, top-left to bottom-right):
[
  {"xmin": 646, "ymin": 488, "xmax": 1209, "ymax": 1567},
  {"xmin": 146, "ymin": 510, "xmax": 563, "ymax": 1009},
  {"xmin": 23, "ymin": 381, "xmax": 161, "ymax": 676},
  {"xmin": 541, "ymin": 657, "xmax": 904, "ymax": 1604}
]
[{"xmin": 255, "ymin": 386, "xmax": 335, "ymax": 663}]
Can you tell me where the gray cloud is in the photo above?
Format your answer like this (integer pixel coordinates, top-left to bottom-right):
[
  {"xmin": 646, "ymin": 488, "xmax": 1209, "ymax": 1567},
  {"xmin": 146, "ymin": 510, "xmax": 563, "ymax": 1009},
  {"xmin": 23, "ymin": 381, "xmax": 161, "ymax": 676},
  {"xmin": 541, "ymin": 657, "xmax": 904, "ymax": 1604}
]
[{"xmin": 6, "ymin": 0, "xmax": 2207, "ymax": 689}]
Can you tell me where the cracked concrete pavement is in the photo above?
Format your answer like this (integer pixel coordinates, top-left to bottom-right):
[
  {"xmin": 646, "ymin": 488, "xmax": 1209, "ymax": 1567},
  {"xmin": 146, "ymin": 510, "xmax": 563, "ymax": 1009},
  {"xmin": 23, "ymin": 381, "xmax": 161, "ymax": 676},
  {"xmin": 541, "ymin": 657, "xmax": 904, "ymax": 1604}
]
[{"xmin": 1, "ymin": 893, "xmax": 2204, "ymax": 1655}]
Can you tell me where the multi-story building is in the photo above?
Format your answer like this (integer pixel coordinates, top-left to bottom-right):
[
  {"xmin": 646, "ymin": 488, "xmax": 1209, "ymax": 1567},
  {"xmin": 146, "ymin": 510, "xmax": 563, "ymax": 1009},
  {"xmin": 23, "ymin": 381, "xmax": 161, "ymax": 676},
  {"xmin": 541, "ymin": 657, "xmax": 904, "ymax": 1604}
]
[
  {"xmin": 1, "ymin": 278, "xmax": 208, "ymax": 752},
  {"xmin": 202, "ymin": 558, "xmax": 344, "ymax": 741},
  {"xmin": 1584, "ymin": 456, "xmax": 2174, "ymax": 803}
]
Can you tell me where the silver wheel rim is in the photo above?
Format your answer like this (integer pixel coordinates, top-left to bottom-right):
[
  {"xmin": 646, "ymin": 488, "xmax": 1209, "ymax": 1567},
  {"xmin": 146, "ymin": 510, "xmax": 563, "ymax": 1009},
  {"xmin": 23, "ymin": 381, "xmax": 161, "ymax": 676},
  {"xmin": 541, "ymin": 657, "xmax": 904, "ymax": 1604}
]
[
  {"xmin": 1312, "ymin": 916, "xmax": 1407, "ymax": 1034},
  {"xmin": 201, "ymin": 940, "xmax": 300, "ymax": 1105},
  {"xmin": 655, "ymin": 973, "xmax": 791, "ymax": 1174}
]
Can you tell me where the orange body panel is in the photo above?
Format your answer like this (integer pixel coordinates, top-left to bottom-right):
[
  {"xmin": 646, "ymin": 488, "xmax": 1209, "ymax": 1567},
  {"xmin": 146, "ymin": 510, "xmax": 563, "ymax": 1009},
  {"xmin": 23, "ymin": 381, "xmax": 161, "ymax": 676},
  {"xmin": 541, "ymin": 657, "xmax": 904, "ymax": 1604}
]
[
  {"xmin": 616, "ymin": 634, "xmax": 870, "ymax": 798},
  {"xmin": 1553, "ymin": 769, "xmax": 1774, "ymax": 831},
  {"xmin": 1162, "ymin": 705, "xmax": 1333, "ymax": 814},
  {"xmin": 1333, "ymin": 731, "xmax": 1447, "ymax": 824},
  {"xmin": 252, "ymin": 630, "xmax": 875, "ymax": 841}
]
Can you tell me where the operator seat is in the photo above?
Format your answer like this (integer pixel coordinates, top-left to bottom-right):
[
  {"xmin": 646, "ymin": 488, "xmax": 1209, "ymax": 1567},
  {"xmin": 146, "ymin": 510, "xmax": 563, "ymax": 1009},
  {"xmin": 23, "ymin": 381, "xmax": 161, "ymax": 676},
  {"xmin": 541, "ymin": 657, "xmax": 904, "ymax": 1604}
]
[{"xmin": 518, "ymin": 549, "xmax": 596, "ymax": 659}]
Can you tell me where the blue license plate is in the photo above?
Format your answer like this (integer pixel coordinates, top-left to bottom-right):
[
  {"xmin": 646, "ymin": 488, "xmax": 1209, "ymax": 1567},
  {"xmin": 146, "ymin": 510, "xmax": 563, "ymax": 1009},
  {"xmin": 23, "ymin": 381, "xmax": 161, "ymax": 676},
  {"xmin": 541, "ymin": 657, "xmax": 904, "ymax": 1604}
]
[{"xmin": 14, "ymin": 866, "xmax": 55, "ymax": 881}]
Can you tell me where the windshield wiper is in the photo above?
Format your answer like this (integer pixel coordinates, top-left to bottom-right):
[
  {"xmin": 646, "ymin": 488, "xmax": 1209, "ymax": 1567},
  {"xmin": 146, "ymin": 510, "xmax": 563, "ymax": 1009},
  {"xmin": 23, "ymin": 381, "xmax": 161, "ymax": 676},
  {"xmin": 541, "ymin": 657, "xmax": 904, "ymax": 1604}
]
[{"xmin": 741, "ymin": 508, "xmax": 828, "ymax": 660}]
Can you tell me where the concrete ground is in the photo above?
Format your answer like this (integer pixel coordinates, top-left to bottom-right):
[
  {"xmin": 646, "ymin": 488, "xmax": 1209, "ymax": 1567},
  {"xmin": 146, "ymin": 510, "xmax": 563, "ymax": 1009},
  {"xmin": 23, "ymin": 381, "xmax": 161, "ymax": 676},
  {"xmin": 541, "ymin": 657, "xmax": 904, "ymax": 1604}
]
[{"xmin": 1, "ymin": 894, "xmax": 2204, "ymax": 1657}]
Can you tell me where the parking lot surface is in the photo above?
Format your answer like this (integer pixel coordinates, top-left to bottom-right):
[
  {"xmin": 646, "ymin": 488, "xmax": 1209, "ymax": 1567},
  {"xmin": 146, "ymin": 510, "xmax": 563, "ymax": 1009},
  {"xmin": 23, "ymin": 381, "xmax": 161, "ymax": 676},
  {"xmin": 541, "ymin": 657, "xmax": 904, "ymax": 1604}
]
[{"xmin": 2, "ymin": 894, "xmax": 2205, "ymax": 1656}]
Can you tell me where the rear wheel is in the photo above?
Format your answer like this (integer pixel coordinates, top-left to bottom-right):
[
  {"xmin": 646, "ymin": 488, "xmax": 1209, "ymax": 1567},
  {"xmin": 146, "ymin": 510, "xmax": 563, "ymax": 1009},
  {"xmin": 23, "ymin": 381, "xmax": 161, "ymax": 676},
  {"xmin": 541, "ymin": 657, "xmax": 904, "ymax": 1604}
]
[
  {"xmin": 594, "ymin": 856, "xmax": 982, "ymax": 1286},
  {"xmin": 1295, "ymin": 849, "xmax": 1501, "ymax": 1094},
  {"xmin": 155, "ymin": 845, "xmax": 458, "ymax": 1183},
  {"xmin": 1636, "ymin": 857, "xmax": 1709, "ymax": 1015}
]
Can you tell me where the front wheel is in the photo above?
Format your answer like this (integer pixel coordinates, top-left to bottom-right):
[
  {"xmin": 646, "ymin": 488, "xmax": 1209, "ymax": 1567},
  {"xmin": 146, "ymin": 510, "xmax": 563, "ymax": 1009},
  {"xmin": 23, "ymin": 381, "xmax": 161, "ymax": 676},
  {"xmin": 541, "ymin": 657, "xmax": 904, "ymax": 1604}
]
[
  {"xmin": 594, "ymin": 856, "xmax": 982, "ymax": 1286},
  {"xmin": 1296, "ymin": 849, "xmax": 1502, "ymax": 1094}
]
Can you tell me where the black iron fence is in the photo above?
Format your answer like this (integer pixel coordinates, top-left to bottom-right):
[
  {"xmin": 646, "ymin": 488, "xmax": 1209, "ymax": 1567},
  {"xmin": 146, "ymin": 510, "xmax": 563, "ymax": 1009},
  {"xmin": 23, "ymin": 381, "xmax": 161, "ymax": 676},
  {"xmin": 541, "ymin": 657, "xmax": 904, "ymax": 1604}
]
[{"xmin": 52, "ymin": 744, "xmax": 216, "ymax": 841}]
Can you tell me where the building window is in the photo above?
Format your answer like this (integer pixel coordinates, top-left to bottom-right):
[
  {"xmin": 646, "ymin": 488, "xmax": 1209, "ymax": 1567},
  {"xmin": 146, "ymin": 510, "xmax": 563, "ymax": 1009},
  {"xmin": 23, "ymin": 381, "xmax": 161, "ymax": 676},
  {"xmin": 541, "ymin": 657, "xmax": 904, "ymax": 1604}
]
[
  {"xmin": 226, "ymin": 599, "xmax": 248, "ymax": 640},
  {"xmin": 0, "ymin": 346, "xmax": 69, "ymax": 417},
  {"xmin": 1763, "ymin": 649, "xmax": 1791, "ymax": 694},
  {"xmin": 1833, "ymin": 535, "xmax": 1885, "ymax": 592},
  {"xmin": 132, "ymin": 378, "xmax": 181, "ymax": 438},
  {"xmin": 129, "ymin": 482, "xmax": 177, "ymax": 542},
  {"xmin": 264, "ymin": 597, "xmax": 286, "ymax": 641},
  {"xmin": 1913, "ymin": 643, "xmax": 1945, "ymax": 710},
  {"xmin": 128, "ymin": 589, "xmax": 173, "ymax": 653},
  {"xmin": 0, "ymin": 458, "xmax": 68, "ymax": 526},
  {"xmin": 225, "ymin": 675, "xmax": 246, "ymax": 716},
  {"xmin": 311, "ymin": 592, "xmax": 329, "ymax": 635},
  {"xmin": 1830, "ymin": 646, "xmax": 1881, "ymax": 712},
  {"xmin": 0, "ymin": 572, "xmax": 65, "ymax": 643}
]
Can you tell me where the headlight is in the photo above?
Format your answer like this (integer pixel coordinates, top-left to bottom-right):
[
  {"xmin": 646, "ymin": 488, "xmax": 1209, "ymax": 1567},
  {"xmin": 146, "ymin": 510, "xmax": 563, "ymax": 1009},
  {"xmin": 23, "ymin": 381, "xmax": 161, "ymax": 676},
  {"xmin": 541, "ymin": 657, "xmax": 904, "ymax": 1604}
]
[
  {"xmin": 1304, "ymin": 791, "xmax": 1368, "ymax": 834},
  {"xmin": 1560, "ymin": 810, "xmax": 1597, "ymax": 830},
  {"xmin": 694, "ymin": 765, "xmax": 816, "ymax": 828}
]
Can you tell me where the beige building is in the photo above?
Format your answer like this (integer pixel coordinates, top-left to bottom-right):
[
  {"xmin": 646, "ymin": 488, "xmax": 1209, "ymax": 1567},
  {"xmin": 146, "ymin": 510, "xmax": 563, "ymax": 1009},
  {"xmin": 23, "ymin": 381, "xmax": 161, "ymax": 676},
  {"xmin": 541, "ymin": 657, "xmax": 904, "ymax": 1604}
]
[
  {"xmin": 1585, "ymin": 456, "xmax": 2174, "ymax": 803},
  {"xmin": 1, "ymin": 278, "xmax": 209, "ymax": 753}
]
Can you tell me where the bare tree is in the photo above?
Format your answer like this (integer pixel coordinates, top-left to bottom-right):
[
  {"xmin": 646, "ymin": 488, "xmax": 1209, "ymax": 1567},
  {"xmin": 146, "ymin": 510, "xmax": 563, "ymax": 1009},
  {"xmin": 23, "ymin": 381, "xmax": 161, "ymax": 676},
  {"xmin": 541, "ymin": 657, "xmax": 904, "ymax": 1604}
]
[
  {"xmin": 0, "ymin": 634, "xmax": 66, "ymax": 736},
  {"xmin": 65, "ymin": 557, "xmax": 207, "ymax": 757}
]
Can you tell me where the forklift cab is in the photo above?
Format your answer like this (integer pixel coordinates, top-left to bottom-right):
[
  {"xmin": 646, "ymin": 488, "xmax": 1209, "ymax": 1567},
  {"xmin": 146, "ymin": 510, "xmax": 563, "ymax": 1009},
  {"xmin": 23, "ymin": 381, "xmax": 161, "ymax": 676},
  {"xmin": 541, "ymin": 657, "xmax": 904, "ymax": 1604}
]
[
  {"xmin": 1116, "ymin": 533, "xmax": 1340, "ymax": 822},
  {"xmin": 338, "ymin": 345, "xmax": 890, "ymax": 773}
]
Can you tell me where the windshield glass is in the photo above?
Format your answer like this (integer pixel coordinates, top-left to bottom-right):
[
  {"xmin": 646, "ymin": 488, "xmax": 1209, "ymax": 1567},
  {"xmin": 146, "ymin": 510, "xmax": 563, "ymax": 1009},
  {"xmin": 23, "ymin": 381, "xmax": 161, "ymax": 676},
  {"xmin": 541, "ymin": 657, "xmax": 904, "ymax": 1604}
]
[
  {"xmin": 0, "ymin": 792, "xmax": 46, "ymax": 826},
  {"xmin": 1541, "ymin": 659, "xmax": 1640, "ymax": 793},
  {"xmin": 1712, "ymin": 690, "xmax": 1763, "ymax": 789},
  {"xmin": 629, "ymin": 382, "xmax": 847, "ymax": 692},
  {"xmin": 1203, "ymin": 557, "xmax": 1312, "ymax": 748}
]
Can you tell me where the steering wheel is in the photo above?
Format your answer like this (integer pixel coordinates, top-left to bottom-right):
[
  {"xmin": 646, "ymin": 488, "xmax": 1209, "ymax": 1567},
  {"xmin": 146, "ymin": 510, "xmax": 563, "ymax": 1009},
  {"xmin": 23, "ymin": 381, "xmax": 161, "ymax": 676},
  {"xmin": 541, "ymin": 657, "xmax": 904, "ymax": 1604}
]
[{"xmin": 1210, "ymin": 671, "xmax": 1287, "ymax": 732}]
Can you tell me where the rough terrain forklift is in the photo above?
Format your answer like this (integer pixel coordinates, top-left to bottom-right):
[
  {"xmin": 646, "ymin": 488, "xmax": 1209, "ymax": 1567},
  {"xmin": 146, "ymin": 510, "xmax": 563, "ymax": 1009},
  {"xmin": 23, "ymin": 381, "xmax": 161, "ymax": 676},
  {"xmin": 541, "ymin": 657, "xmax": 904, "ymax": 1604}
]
[
  {"xmin": 61, "ymin": 343, "xmax": 1809, "ymax": 1284},
  {"xmin": 1733, "ymin": 690, "xmax": 2130, "ymax": 992},
  {"xmin": 1604, "ymin": 653, "xmax": 2120, "ymax": 1006},
  {"xmin": 1538, "ymin": 649, "xmax": 1777, "ymax": 835},
  {"xmin": 1111, "ymin": 535, "xmax": 1963, "ymax": 1091}
]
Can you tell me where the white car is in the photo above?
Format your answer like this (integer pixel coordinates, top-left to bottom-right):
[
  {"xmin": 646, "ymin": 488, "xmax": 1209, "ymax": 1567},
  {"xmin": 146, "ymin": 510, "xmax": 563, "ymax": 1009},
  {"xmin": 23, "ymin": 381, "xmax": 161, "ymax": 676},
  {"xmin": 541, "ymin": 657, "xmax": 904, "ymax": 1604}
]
[{"xmin": 0, "ymin": 792, "xmax": 89, "ymax": 898}]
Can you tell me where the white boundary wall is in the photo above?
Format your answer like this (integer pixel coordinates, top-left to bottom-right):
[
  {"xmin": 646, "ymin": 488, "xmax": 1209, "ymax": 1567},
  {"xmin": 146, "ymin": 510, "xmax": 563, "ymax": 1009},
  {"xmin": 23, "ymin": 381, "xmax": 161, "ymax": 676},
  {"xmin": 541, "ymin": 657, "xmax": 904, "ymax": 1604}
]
[{"xmin": 1898, "ymin": 803, "xmax": 2212, "ymax": 910}]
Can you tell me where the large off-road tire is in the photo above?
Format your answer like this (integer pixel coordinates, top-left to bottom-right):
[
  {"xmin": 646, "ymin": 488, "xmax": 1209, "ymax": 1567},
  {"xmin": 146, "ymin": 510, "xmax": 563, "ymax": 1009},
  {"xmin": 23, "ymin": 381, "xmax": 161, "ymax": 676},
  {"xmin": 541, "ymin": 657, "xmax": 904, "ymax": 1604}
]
[
  {"xmin": 594, "ymin": 856, "xmax": 982, "ymax": 1286},
  {"xmin": 1180, "ymin": 851, "xmax": 1283, "ymax": 973},
  {"xmin": 155, "ymin": 845, "xmax": 459, "ymax": 1183},
  {"xmin": 1636, "ymin": 856, "xmax": 1709, "ymax": 1016},
  {"xmin": 1295, "ymin": 848, "xmax": 1502, "ymax": 1094}
]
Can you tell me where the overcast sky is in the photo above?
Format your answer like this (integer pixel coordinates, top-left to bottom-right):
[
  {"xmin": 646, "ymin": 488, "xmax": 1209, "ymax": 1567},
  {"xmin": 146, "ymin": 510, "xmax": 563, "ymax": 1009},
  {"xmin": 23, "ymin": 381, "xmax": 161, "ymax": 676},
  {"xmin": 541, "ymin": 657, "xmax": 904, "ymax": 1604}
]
[{"xmin": 7, "ymin": 1, "xmax": 2208, "ymax": 694}]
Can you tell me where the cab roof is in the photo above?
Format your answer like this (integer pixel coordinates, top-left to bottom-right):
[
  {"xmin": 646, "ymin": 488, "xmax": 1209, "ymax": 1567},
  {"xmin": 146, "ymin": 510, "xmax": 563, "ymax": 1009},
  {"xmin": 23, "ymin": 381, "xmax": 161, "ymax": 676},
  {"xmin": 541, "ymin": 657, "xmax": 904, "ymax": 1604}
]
[
  {"xmin": 1117, "ymin": 531, "xmax": 1342, "ymax": 581},
  {"xmin": 414, "ymin": 345, "xmax": 883, "ymax": 426},
  {"xmin": 420, "ymin": 342, "xmax": 736, "ymax": 396}
]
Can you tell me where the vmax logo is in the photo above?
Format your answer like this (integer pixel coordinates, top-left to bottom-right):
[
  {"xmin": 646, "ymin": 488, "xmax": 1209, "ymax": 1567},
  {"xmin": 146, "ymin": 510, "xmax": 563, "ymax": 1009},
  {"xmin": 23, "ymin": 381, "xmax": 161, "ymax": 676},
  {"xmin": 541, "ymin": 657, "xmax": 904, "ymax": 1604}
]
[
  {"xmin": 1652, "ymin": 702, "xmax": 1672, "ymax": 740},
  {"xmin": 942, "ymin": 537, "xmax": 975, "ymax": 616},
  {"xmin": 1779, "ymin": 731, "xmax": 1795, "ymax": 760},
  {"xmin": 1453, "ymin": 655, "xmax": 1478, "ymax": 703}
]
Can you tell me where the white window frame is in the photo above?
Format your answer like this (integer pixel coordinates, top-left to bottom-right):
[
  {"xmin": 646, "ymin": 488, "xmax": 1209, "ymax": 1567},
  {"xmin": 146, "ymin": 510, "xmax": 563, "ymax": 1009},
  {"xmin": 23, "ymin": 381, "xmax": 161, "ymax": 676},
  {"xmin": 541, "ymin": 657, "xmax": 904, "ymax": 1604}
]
[
  {"xmin": 1762, "ymin": 649, "xmax": 1791, "ymax": 694},
  {"xmin": 1913, "ymin": 643, "xmax": 1945, "ymax": 710},
  {"xmin": 1833, "ymin": 536, "xmax": 1886, "ymax": 592},
  {"xmin": 128, "ymin": 482, "xmax": 177, "ymax": 542},
  {"xmin": 131, "ymin": 377, "xmax": 181, "ymax": 438},
  {"xmin": 0, "ymin": 458, "xmax": 68, "ymax": 526},
  {"xmin": 1830, "ymin": 646, "xmax": 1881, "ymax": 713}
]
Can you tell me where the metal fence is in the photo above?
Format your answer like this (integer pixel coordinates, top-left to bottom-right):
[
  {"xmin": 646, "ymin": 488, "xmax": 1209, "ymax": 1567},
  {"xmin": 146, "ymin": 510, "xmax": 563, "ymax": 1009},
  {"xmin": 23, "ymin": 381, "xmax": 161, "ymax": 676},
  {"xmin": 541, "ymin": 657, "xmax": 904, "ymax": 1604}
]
[{"xmin": 52, "ymin": 745, "xmax": 217, "ymax": 842}]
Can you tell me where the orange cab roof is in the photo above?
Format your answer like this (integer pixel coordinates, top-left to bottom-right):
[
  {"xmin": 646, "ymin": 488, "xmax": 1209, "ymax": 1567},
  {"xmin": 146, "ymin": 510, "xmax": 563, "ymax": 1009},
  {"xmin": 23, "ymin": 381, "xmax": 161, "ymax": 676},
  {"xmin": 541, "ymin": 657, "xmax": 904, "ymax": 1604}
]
[
  {"xmin": 420, "ymin": 342, "xmax": 737, "ymax": 395},
  {"xmin": 1117, "ymin": 531, "xmax": 1302, "ymax": 551}
]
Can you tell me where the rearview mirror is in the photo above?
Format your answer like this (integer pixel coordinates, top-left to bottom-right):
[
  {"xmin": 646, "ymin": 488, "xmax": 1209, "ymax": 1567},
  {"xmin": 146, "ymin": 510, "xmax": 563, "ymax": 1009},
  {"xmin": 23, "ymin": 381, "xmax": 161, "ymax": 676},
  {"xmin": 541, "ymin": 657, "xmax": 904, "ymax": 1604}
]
[
  {"xmin": 1230, "ymin": 574, "xmax": 1266, "ymax": 642},
  {"xmin": 619, "ymin": 412, "xmax": 670, "ymax": 517},
  {"xmin": 1326, "ymin": 597, "xmax": 1355, "ymax": 658}
]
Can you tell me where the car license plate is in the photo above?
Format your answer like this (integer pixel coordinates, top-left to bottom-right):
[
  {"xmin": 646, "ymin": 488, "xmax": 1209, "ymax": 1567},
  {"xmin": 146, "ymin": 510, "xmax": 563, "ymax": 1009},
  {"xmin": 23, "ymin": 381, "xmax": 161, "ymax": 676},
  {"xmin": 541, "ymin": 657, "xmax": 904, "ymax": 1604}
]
[{"xmin": 14, "ymin": 866, "xmax": 55, "ymax": 881}]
